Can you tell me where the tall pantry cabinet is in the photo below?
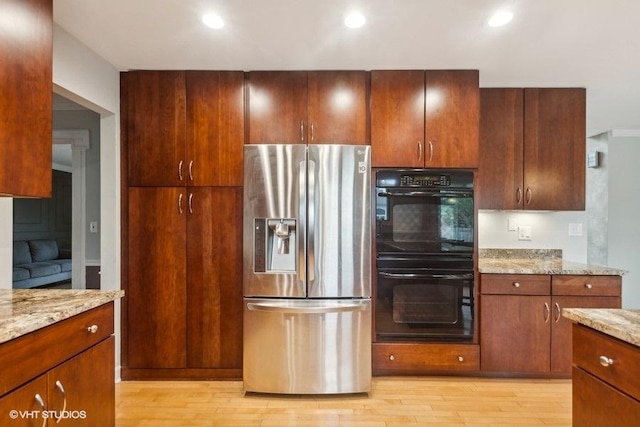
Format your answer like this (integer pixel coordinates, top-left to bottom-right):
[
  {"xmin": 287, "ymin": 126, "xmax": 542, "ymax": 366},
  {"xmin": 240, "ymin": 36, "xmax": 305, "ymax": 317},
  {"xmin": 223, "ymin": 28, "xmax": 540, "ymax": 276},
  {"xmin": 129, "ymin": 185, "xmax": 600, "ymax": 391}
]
[{"xmin": 121, "ymin": 71, "xmax": 244, "ymax": 379}]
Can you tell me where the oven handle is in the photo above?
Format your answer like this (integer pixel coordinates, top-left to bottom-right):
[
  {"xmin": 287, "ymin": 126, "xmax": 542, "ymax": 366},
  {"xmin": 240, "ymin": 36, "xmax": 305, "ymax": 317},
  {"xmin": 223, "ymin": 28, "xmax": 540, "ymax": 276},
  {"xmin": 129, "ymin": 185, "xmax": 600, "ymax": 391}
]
[
  {"xmin": 378, "ymin": 191, "xmax": 472, "ymax": 197},
  {"xmin": 379, "ymin": 272, "xmax": 474, "ymax": 280}
]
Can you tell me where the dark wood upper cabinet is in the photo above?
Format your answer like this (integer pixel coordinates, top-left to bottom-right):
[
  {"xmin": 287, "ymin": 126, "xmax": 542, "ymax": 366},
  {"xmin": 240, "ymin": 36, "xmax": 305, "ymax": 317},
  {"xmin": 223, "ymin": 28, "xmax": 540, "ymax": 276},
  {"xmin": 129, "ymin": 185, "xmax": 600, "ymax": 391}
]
[
  {"xmin": 186, "ymin": 71, "xmax": 244, "ymax": 186},
  {"xmin": 371, "ymin": 70, "xmax": 425, "ymax": 167},
  {"xmin": 478, "ymin": 87, "xmax": 585, "ymax": 210},
  {"xmin": 371, "ymin": 70, "xmax": 479, "ymax": 168},
  {"xmin": 247, "ymin": 71, "xmax": 308, "ymax": 144},
  {"xmin": 123, "ymin": 71, "xmax": 187, "ymax": 187},
  {"xmin": 524, "ymin": 88, "xmax": 586, "ymax": 210},
  {"xmin": 478, "ymin": 88, "xmax": 524, "ymax": 210},
  {"xmin": 0, "ymin": 0, "xmax": 52, "ymax": 197},
  {"xmin": 425, "ymin": 70, "xmax": 479, "ymax": 168},
  {"xmin": 247, "ymin": 71, "xmax": 368, "ymax": 144},
  {"xmin": 307, "ymin": 71, "xmax": 368, "ymax": 144},
  {"xmin": 123, "ymin": 70, "xmax": 245, "ymax": 186}
]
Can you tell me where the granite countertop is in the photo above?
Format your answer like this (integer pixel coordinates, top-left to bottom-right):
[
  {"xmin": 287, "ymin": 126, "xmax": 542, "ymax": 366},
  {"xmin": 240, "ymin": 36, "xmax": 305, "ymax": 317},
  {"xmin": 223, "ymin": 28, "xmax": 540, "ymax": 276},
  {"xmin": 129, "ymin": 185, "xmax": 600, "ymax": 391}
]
[
  {"xmin": 0, "ymin": 289, "xmax": 124, "ymax": 345},
  {"xmin": 563, "ymin": 308, "xmax": 640, "ymax": 347},
  {"xmin": 478, "ymin": 248, "xmax": 627, "ymax": 275}
]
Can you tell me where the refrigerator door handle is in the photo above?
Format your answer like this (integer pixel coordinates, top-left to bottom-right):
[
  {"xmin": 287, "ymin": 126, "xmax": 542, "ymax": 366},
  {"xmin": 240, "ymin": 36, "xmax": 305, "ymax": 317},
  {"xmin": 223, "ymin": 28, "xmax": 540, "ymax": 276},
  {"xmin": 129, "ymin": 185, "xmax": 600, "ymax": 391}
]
[
  {"xmin": 246, "ymin": 301, "xmax": 368, "ymax": 314},
  {"xmin": 299, "ymin": 159, "xmax": 307, "ymax": 284},
  {"xmin": 307, "ymin": 158, "xmax": 316, "ymax": 285}
]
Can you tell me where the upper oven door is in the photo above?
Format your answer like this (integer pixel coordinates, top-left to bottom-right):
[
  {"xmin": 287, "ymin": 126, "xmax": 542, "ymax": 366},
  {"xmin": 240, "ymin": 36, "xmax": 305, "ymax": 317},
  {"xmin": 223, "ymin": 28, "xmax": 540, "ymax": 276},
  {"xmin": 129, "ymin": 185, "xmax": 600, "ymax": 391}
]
[{"xmin": 376, "ymin": 187, "xmax": 474, "ymax": 255}]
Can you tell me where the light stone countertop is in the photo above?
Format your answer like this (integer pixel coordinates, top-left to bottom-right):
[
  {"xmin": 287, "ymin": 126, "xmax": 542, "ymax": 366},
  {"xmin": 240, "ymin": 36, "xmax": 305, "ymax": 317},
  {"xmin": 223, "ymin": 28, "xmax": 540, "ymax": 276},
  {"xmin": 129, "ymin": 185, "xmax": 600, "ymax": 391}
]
[
  {"xmin": 0, "ymin": 289, "xmax": 124, "ymax": 345},
  {"xmin": 563, "ymin": 308, "xmax": 640, "ymax": 347},
  {"xmin": 478, "ymin": 248, "xmax": 627, "ymax": 275}
]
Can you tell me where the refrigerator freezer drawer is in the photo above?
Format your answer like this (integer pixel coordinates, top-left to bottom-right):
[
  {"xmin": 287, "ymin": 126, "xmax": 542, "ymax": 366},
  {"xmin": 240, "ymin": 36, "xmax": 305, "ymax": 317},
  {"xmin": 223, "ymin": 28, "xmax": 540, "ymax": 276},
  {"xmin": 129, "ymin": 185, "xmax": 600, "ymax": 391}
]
[{"xmin": 243, "ymin": 298, "xmax": 372, "ymax": 394}]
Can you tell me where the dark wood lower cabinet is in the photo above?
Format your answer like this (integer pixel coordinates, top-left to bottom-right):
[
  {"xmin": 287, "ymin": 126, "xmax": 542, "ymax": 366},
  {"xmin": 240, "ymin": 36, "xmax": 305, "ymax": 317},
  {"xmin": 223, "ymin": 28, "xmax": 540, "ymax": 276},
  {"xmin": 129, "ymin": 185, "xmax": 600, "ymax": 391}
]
[
  {"xmin": 123, "ymin": 187, "xmax": 243, "ymax": 379},
  {"xmin": 0, "ymin": 305, "xmax": 115, "ymax": 427},
  {"xmin": 572, "ymin": 325, "xmax": 640, "ymax": 426},
  {"xmin": 480, "ymin": 274, "xmax": 621, "ymax": 376}
]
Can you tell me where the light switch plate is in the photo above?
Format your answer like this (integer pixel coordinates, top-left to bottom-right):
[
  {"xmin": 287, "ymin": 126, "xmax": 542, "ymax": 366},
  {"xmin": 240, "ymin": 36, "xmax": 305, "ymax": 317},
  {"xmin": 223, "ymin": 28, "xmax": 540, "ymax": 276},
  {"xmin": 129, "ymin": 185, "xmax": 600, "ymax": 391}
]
[{"xmin": 508, "ymin": 218, "xmax": 517, "ymax": 231}]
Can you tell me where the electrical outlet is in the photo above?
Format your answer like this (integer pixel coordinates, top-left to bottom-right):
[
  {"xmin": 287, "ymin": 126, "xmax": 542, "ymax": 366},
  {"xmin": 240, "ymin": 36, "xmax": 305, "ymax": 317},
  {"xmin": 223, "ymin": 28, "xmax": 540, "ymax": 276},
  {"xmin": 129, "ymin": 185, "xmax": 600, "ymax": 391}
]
[
  {"xmin": 517, "ymin": 225, "xmax": 532, "ymax": 240},
  {"xmin": 568, "ymin": 223, "xmax": 583, "ymax": 236}
]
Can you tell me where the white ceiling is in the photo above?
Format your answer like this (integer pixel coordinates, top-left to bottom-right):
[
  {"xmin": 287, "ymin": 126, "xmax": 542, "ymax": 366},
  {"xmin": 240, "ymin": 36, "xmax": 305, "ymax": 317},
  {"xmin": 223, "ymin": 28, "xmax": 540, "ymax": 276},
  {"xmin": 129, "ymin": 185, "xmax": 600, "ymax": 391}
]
[{"xmin": 53, "ymin": 0, "xmax": 640, "ymax": 137}]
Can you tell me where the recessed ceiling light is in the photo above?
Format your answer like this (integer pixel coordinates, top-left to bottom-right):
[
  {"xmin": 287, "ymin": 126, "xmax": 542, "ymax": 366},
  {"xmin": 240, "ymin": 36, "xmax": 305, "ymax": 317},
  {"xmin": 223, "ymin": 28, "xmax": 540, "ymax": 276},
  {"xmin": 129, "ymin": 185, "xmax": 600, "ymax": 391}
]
[
  {"xmin": 487, "ymin": 10, "xmax": 513, "ymax": 27},
  {"xmin": 344, "ymin": 12, "xmax": 366, "ymax": 29},
  {"xmin": 202, "ymin": 13, "xmax": 224, "ymax": 29}
]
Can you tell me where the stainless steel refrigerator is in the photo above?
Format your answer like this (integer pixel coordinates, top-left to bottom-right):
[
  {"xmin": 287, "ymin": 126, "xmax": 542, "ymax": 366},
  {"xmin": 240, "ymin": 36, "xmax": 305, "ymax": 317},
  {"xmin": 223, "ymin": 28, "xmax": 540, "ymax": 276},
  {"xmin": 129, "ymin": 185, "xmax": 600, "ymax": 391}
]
[{"xmin": 243, "ymin": 144, "xmax": 371, "ymax": 394}]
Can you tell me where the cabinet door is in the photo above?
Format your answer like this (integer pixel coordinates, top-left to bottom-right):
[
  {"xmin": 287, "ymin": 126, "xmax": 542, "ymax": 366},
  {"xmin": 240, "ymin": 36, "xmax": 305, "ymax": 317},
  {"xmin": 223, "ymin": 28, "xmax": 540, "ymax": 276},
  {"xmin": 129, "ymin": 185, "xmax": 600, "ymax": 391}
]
[
  {"xmin": 186, "ymin": 71, "xmax": 244, "ymax": 186},
  {"xmin": 550, "ymin": 295, "xmax": 621, "ymax": 374},
  {"xmin": 247, "ymin": 71, "xmax": 307, "ymax": 144},
  {"xmin": 523, "ymin": 88, "xmax": 586, "ymax": 210},
  {"xmin": 123, "ymin": 71, "xmax": 186, "ymax": 186},
  {"xmin": 0, "ymin": 0, "xmax": 52, "ymax": 197},
  {"xmin": 126, "ymin": 188, "xmax": 187, "ymax": 368},
  {"xmin": 187, "ymin": 187, "xmax": 243, "ymax": 369},
  {"xmin": 0, "ymin": 374, "xmax": 48, "ymax": 426},
  {"xmin": 478, "ymin": 88, "xmax": 524, "ymax": 209},
  {"xmin": 424, "ymin": 70, "xmax": 479, "ymax": 168},
  {"xmin": 370, "ymin": 70, "xmax": 425, "ymax": 167},
  {"xmin": 48, "ymin": 337, "xmax": 114, "ymax": 427},
  {"xmin": 307, "ymin": 71, "xmax": 368, "ymax": 144},
  {"xmin": 480, "ymin": 295, "xmax": 551, "ymax": 373}
]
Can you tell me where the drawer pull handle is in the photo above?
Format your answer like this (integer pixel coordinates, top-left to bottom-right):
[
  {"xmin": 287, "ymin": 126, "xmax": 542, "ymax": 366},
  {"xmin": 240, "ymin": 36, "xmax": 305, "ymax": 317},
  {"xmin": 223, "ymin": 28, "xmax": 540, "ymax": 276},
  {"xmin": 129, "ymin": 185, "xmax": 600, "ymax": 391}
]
[
  {"xmin": 585, "ymin": 283, "xmax": 593, "ymax": 289},
  {"xmin": 389, "ymin": 354, "xmax": 395, "ymax": 361},
  {"xmin": 87, "ymin": 324, "xmax": 99, "ymax": 334},
  {"xmin": 513, "ymin": 282, "xmax": 521, "ymax": 288},
  {"xmin": 457, "ymin": 355, "xmax": 464, "ymax": 362},
  {"xmin": 599, "ymin": 356, "xmax": 614, "ymax": 367},
  {"xmin": 544, "ymin": 302, "xmax": 550, "ymax": 323}
]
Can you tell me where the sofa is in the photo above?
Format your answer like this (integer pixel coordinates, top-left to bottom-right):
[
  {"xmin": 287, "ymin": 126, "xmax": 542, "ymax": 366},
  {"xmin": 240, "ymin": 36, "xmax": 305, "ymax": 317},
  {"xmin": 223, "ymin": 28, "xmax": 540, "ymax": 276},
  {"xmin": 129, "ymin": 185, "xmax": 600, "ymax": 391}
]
[{"xmin": 12, "ymin": 240, "xmax": 72, "ymax": 289}]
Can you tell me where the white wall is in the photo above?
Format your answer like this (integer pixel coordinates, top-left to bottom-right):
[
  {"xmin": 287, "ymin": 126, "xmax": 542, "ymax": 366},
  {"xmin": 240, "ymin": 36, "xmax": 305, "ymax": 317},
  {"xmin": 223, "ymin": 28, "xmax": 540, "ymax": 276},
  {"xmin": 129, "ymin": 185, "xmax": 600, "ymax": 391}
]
[
  {"xmin": 608, "ymin": 134, "xmax": 640, "ymax": 308},
  {"xmin": 478, "ymin": 211, "xmax": 588, "ymax": 262},
  {"xmin": 52, "ymin": 25, "xmax": 123, "ymax": 374}
]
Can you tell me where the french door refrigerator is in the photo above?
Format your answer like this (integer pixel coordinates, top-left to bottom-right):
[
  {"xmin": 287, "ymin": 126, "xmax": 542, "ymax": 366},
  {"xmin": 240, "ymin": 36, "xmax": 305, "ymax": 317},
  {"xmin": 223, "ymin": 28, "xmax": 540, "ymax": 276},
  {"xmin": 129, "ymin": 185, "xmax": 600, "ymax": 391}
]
[{"xmin": 243, "ymin": 144, "xmax": 371, "ymax": 394}]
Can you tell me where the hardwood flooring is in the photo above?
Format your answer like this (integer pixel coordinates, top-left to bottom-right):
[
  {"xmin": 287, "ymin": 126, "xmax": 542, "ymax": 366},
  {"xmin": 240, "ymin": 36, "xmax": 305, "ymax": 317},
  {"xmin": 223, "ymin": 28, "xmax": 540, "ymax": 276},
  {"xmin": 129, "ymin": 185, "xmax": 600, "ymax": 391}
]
[{"xmin": 116, "ymin": 377, "xmax": 572, "ymax": 426}]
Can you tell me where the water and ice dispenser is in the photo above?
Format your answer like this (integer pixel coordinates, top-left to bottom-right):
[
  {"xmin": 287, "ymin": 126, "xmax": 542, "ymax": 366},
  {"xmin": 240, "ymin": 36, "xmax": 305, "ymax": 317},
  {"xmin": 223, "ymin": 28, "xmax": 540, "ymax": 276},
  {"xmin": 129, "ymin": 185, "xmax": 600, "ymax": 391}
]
[{"xmin": 253, "ymin": 218, "xmax": 297, "ymax": 273}]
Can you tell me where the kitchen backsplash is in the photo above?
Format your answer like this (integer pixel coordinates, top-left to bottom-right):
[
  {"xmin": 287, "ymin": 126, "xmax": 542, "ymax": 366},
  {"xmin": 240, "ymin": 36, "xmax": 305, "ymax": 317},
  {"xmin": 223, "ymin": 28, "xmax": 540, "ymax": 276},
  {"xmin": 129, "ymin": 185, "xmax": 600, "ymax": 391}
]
[{"xmin": 478, "ymin": 211, "xmax": 587, "ymax": 263}]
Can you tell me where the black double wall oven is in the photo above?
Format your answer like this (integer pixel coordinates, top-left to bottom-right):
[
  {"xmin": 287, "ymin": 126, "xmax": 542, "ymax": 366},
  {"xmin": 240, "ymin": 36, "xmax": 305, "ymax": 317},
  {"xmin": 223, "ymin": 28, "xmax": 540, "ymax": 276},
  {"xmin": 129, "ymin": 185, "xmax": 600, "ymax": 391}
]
[{"xmin": 375, "ymin": 169, "xmax": 475, "ymax": 343}]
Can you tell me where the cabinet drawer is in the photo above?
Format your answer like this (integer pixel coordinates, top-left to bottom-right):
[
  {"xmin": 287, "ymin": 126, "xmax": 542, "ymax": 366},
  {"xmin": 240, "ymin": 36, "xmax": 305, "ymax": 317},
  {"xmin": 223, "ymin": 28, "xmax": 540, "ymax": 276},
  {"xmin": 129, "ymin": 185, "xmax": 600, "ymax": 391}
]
[
  {"xmin": 573, "ymin": 324, "xmax": 640, "ymax": 400},
  {"xmin": 373, "ymin": 343, "xmax": 479, "ymax": 374},
  {"xmin": 552, "ymin": 275, "xmax": 621, "ymax": 296},
  {"xmin": 0, "ymin": 303, "xmax": 114, "ymax": 397},
  {"xmin": 480, "ymin": 274, "xmax": 550, "ymax": 295}
]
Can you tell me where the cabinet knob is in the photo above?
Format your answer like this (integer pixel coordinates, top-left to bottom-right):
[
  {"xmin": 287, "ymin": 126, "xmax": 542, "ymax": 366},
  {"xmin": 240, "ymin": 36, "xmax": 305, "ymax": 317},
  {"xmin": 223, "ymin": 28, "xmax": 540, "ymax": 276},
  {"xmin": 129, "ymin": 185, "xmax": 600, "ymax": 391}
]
[
  {"xmin": 513, "ymin": 282, "xmax": 521, "ymax": 288},
  {"xmin": 389, "ymin": 354, "xmax": 395, "ymax": 361},
  {"xmin": 585, "ymin": 283, "xmax": 593, "ymax": 289},
  {"xmin": 457, "ymin": 355, "xmax": 464, "ymax": 362},
  {"xmin": 87, "ymin": 324, "xmax": 99, "ymax": 334},
  {"xmin": 599, "ymin": 355, "xmax": 614, "ymax": 367}
]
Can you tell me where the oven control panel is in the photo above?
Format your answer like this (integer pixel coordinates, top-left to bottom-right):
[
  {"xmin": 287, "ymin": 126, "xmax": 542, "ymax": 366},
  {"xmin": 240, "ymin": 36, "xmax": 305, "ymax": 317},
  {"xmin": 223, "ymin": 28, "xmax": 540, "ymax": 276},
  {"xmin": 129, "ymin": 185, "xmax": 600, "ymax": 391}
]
[
  {"xmin": 376, "ymin": 169, "xmax": 473, "ymax": 189},
  {"xmin": 399, "ymin": 174, "xmax": 450, "ymax": 187}
]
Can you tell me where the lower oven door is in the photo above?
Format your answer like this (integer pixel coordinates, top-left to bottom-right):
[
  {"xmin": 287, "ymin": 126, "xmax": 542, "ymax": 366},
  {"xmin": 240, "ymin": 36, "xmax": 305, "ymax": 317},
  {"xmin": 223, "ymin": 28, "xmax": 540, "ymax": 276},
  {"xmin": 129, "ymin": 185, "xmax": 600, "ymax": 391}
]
[{"xmin": 376, "ymin": 270, "xmax": 474, "ymax": 342}]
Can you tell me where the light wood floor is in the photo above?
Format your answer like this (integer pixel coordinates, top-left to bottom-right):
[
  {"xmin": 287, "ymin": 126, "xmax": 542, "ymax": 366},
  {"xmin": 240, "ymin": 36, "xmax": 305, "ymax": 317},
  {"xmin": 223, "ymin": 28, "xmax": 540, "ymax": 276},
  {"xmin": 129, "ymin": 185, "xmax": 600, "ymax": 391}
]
[{"xmin": 116, "ymin": 377, "xmax": 572, "ymax": 426}]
